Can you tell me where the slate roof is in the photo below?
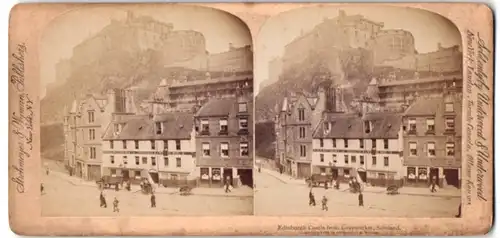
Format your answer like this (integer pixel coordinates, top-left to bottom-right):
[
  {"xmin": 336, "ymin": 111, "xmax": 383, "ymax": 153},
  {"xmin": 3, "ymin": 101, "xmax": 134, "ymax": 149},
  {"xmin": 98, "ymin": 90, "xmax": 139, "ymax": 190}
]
[
  {"xmin": 313, "ymin": 112, "xmax": 402, "ymax": 139},
  {"xmin": 195, "ymin": 97, "xmax": 243, "ymax": 117},
  {"xmin": 404, "ymin": 97, "xmax": 442, "ymax": 116},
  {"xmin": 102, "ymin": 112, "xmax": 194, "ymax": 140}
]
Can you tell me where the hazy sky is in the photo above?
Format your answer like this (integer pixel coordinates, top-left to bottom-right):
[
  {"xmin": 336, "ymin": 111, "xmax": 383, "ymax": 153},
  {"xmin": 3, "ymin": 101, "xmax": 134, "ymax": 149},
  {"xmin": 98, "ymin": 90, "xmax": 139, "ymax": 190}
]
[
  {"xmin": 40, "ymin": 5, "xmax": 251, "ymax": 98},
  {"xmin": 255, "ymin": 6, "xmax": 462, "ymax": 94}
]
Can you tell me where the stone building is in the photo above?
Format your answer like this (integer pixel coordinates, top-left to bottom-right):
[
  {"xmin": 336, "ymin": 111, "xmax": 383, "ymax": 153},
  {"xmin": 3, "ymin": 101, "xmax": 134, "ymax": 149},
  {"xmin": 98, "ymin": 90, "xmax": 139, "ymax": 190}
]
[
  {"xmin": 100, "ymin": 112, "xmax": 197, "ymax": 187},
  {"xmin": 274, "ymin": 86, "xmax": 349, "ymax": 178},
  {"xmin": 208, "ymin": 44, "xmax": 253, "ymax": 73},
  {"xmin": 377, "ymin": 43, "xmax": 462, "ymax": 73},
  {"xmin": 282, "ymin": 10, "xmax": 384, "ymax": 72},
  {"xmin": 402, "ymin": 85, "xmax": 462, "ymax": 188},
  {"xmin": 311, "ymin": 112, "xmax": 405, "ymax": 186},
  {"xmin": 62, "ymin": 89, "xmax": 136, "ymax": 180},
  {"xmin": 377, "ymin": 72, "xmax": 462, "ymax": 109},
  {"xmin": 193, "ymin": 94, "xmax": 254, "ymax": 188},
  {"xmin": 148, "ymin": 71, "xmax": 253, "ymax": 114}
]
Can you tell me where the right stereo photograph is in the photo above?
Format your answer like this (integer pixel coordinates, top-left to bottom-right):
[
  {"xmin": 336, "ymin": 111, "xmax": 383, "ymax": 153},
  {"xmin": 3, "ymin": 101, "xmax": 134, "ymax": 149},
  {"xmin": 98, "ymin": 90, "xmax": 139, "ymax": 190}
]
[{"xmin": 254, "ymin": 6, "xmax": 463, "ymax": 217}]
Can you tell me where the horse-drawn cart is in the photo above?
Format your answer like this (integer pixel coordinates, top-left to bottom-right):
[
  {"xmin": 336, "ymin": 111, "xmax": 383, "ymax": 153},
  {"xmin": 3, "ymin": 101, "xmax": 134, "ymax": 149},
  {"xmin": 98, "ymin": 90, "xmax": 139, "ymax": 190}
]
[
  {"xmin": 96, "ymin": 176, "xmax": 123, "ymax": 190},
  {"xmin": 386, "ymin": 185, "xmax": 400, "ymax": 195},
  {"xmin": 140, "ymin": 180, "xmax": 154, "ymax": 194},
  {"xmin": 179, "ymin": 186, "xmax": 193, "ymax": 196},
  {"xmin": 306, "ymin": 174, "xmax": 334, "ymax": 188}
]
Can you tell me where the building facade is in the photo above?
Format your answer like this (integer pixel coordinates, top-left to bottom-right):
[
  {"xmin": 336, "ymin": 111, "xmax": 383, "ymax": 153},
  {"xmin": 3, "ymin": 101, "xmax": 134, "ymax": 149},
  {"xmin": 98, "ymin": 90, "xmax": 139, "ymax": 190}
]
[
  {"xmin": 194, "ymin": 95, "xmax": 253, "ymax": 188},
  {"xmin": 311, "ymin": 112, "xmax": 404, "ymax": 186},
  {"xmin": 148, "ymin": 71, "xmax": 253, "ymax": 114},
  {"xmin": 101, "ymin": 112, "xmax": 197, "ymax": 186},
  {"xmin": 402, "ymin": 86, "xmax": 462, "ymax": 188},
  {"xmin": 274, "ymin": 86, "xmax": 347, "ymax": 178},
  {"xmin": 377, "ymin": 73, "xmax": 462, "ymax": 109},
  {"xmin": 208, "ymin": 44, "xmax": 253, "ymax": 73},
  {"xmin": 62, "ymin": 89, "xmax": 134, "ymax": 180}
]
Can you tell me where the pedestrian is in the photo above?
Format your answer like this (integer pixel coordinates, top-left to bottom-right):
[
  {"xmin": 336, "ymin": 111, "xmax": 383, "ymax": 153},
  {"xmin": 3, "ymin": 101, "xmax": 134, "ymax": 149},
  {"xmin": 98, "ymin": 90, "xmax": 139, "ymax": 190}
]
[
  {"xmin": 334, "ymin": 179, "xmax": 340, "ymax": 190},
  {"xmin": 324, "ymin": 181, "xmax": 328, "ymax": 190},
  {"xmin": 224, "ymin": 176, "xmax": 231, "ymax": 193},
  {"xmin": 113, "ymin": 197, "xmax": 120, "ymax": 212},
  {"xmin": 309, "ymin": 189, "xmax": 316, "ymax": 206},
  {"xmin": 358, "ymin": 192, "xmax": 364, "ymax": 207},
  {"xmin": 100, "ymin": 192, "xmax": 107, "ymax": 208},
  {"xmin": 150, "ymin": 193, "xmax": 156, "ymax": 208},
  {"xmin": 46, "ymin": 168, "xmax": 49, "ymax": 175},
  {"xmin": 321, "ymin": 195, "xmax": 328, "ymax": 211},
  {"xmin": 40, "ymin": 183, "xmax": 44, "ymax": 194},
  {"xmin": 430, "ymin": 176, "xmax": 437, "ymax": 193}
]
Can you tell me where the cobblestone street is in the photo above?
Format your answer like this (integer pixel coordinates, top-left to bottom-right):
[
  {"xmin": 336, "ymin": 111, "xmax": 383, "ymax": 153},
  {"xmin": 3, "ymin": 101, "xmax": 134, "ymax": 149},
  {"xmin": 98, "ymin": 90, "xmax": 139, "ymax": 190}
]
[
  {"xmin": 254, "ymin": 168, "xmax": 461, "ymax": 217},
  {"xmin": 41, "ymin": 167, "xmax": 253, "ymax": 216}
]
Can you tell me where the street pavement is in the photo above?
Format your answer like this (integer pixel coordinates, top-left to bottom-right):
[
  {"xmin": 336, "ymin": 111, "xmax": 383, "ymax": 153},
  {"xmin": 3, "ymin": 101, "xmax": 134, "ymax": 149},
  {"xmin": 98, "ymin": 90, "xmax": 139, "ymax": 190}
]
[
  {"xmin": 41, "ymin": 168, "xmax": 253, "ymax": 216},
  {"xmin": 254, "ymin": 169, "xmax": 461, "ymax": 217}
]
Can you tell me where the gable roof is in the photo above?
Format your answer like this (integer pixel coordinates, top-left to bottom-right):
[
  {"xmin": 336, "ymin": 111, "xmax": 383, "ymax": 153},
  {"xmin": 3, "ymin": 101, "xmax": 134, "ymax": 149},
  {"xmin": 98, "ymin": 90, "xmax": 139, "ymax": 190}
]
[
  {"xmin": 313, "ymin": 112, "xmax": 402, "ymax": 139},
  {"xmin": 195, "ymin": 97, "xmax": 241, "ymax": 117},
  {"xmin": 404, "ymin": 97, "xmax": 442, "ymax": 116},
  {"xmin": 102, "ymin": 112, "xmax": 194, "ymax": 140}
]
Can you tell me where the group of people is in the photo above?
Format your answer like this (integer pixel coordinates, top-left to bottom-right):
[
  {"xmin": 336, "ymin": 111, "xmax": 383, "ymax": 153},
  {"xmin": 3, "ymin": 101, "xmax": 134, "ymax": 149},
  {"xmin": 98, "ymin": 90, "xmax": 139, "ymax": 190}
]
[
  {"xmin": 308, "ymin": 180, "xmax": 366, "ymax": 212},
  {"xmin": 99, "ymin": 191, "xmax": 157, "ymax": 213},
  {"xmin": 99, "ymin": 192, "xmax": 120, "ymax": 212}
]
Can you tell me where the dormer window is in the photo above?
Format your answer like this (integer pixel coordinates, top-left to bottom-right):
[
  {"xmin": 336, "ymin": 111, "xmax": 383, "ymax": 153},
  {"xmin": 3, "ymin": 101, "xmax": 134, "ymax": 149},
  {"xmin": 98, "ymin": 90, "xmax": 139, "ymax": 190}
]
[
  {"xmin": 364, "ymin": 120, "xmax": 372, "ymax": 133},
  {"xmin": 298, "ymin": 108, "xmax": 305, "ymax": 121},
  {"xmin": 155, "ymin": 122, "xmax": 163, "ymax": 135},
  {"xmin": 201, "ymin": 119, "xmax": 209, "ymax": 134},
  {"xmin": 238, "ymin": 102, "xmax": 247, "ymax": 113},
  {"xmin": 408, "ymin": 118, "xmax": 417, "ymax": 134}
]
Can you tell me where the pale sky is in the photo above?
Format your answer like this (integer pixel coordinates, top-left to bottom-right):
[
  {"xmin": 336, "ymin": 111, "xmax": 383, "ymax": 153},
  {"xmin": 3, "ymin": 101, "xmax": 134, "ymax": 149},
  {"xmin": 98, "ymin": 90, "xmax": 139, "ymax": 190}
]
[
  {"xmin": 40, "ymin": 5, "xmax": 251, "ymax": 98},
  {"xmin": 255, "ymin": 6, "xmax": 462, "ymax": 94}
]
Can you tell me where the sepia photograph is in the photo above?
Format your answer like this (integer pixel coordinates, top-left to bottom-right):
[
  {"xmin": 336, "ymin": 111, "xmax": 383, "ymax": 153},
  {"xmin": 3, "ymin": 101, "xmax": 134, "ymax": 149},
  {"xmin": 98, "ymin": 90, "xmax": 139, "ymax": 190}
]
[
  {"xmin": 255, "ymin": 6, "xmax": 463, "ymax": 217},
  {"xmin": 39, "ymin": 4, "xmax": 254, "ymax": 216}
]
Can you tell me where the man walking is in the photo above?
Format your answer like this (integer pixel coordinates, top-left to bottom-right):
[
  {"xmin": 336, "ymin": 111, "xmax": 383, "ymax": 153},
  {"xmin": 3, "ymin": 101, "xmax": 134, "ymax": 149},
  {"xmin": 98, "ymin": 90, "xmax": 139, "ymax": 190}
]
[
  {"xmin": 224, "ymin": 176, "xmax": 231, "ymax": 193},
  {"xmin": 321, "ymin": 195, "xmax": 328, "ymax": 211},
  {"xmin": 358, "ymin": 192, "xmax": 364, "ymax": 207},
  {"xmin": 113, "ymin": 197, "xmax": 120, "ymax": 212},
  {"xmin": 309, "ymin": 189, "xmax": 316, "ymax": 206},
  {"xmin": 99, "ymin": 192, "xmax": 107, "ymax": 208},
  {"xmin": 150, "ymin": 193, "xmax": 156, "ymax": 208},
  {"xmin": 430, "ymin": 176, "xmax": 437, "ymax": 193}
]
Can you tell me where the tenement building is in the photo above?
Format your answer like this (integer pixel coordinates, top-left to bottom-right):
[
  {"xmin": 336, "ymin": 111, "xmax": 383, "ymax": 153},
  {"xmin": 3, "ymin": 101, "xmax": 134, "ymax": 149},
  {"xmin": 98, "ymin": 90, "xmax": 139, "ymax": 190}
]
[
  {"xmin": 274, "ymin": 86, "xmax": 349, "ymax": 178},
  {"xmin": 194, "ymin": 95, "xmax": 253, "ymax": 188},
  {"xmin": 101, "ymin": 112, "xmax": 197, "ymax": 187},
  {"xmin": 377, "ymin": 72, "xmax": 462, "ymax": 109},
  {"xmin": 311, "ymin": 112, "xmax": 404, "ymax": 186},
  {"xmin": 148, "ymin": 71, "xmax": 253, "ymax": 114},
  {"xmin": 402, "ymin": 86, "xmax": 462, "ymax": 188},
  {"xmin": 63, "ymin": 89, "xmax": 134, "ymax": 181}
]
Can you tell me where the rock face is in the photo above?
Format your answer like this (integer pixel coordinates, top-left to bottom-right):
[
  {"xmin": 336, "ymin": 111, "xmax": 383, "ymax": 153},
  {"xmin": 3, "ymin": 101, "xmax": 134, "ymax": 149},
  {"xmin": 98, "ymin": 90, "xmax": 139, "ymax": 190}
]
[
  {"xmin": 41, "ymin": 12, "xmax": 211, "ymax": 124},
  {"xmin": 256, "ymin": 47, "xmax": 373, "ymax": 122}
]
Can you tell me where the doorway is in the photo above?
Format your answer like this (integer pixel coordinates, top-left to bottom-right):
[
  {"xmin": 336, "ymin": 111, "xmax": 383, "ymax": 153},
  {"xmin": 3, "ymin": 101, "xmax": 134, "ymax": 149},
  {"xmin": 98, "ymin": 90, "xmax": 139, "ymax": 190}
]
[
  {"xmin": 358, "ymin": 171, "xmax": 367, "ymax": 183},
  {"xmin": 237, "ymin": 169, "xmax": 253, "ymax": 187},
  {"xmin": 429, "ymin": 168, "xmax": 439, "ymax": 184},
  {"xmin": 149, "ymin": 172, "xmax": 159, "ymax": 183},
  {"xmin": 444, "ymin": 169, "xmax": 460, "ymax": 188},
  {"xmin": 223, "ymin": 168, "xmax": 233, "ymax": 186},
  {"xmin": 122, "ymin": 170, "xmax": 130, "ymax": 181},
  {"xmin": 331, "ymin": 168, "xmax": 339, "ymax": 180}
]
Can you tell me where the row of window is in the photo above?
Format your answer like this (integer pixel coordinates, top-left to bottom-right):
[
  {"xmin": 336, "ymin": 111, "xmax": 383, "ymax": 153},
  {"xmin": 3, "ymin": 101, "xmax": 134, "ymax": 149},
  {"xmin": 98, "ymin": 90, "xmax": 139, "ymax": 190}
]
[
  {"xmin": 408, "ymin": 142, "xmax": 455, "ymax": 157},
  {"xmin": 317, "ymin": 139, "xmax": 390, "ymax": 149},
  {"xmin": 110, "ymin": 140, "xmax": 182, "ymax": 150},
  {"xmin": 199, "ymin": 117, "xmax": 249, "ymax": 134},
  {"xmin": 110, "ymin": 155, "xmax": 182, "ymax": 168},
  {"xmin": 319, "ymin": 153, "xmax": 390, "ymax": 167},
  {"xmin": 202, "ymin": 142, "xmax": 249, "ymax": 157},
  {"xmin": 407, "ymin": 117, "xmax": 455, "ymax": 134}
]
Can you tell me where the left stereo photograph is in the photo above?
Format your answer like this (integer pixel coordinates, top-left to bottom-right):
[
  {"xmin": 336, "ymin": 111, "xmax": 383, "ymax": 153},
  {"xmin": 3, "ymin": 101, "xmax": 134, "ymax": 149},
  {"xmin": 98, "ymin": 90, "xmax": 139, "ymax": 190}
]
[{"xmin": 38, "ymin": 4, "xmax": 254, "ymax": 217}]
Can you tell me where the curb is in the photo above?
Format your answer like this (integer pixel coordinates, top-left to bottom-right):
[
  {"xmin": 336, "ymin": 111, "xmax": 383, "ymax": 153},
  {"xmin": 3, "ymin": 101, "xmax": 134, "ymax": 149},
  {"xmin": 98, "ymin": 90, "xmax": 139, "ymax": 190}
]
[
  {"xmin": 261, "ymin": 169, "xmax": 460, "ymax": 199},
  {"xmin": 50, "ymin": 172, "xmax": 252, "ymax": 198}
]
